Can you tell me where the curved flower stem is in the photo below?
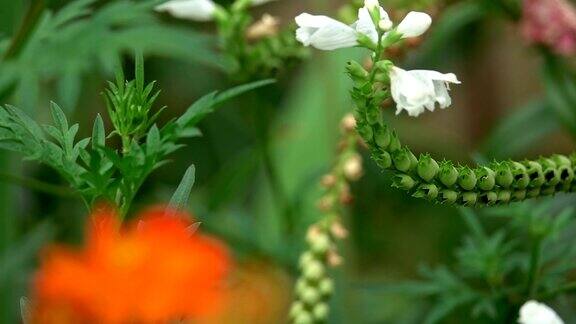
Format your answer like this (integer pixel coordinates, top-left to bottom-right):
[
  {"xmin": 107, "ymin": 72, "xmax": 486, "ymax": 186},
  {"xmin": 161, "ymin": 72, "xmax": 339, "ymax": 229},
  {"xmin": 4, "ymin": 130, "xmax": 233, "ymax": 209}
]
[{"xmin": 347, "ymin": 37, "xmax": 576, "ymax": 207}]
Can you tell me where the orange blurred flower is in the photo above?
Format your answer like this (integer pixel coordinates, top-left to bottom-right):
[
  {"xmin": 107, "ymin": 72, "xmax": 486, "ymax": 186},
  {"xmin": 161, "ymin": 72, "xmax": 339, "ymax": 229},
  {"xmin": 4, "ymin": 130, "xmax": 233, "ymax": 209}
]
[{"xmin": 31, "ymin": 207, "xmax": 230, "ymax": 324}]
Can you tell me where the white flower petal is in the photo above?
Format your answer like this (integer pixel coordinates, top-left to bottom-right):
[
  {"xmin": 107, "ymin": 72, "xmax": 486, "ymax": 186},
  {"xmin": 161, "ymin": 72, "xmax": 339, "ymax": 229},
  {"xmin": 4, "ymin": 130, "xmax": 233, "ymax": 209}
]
[
  {"xmin": 519, "ymin": 301, "xmax": 564, "ymax": 324},
  {"xmin": 295, "ymin": 13, "xmax": 358, "ymax": 50},
  {"xmin": 389, "ymin": 67, "xmax": 460, "ymax": 117},
  {"xmin": 155, "ymin": 0, "xmax": 216, "ymax": 21},
  {"xmin": 396, "ymin": 11, "xmax": 432, "ymax": 38}
]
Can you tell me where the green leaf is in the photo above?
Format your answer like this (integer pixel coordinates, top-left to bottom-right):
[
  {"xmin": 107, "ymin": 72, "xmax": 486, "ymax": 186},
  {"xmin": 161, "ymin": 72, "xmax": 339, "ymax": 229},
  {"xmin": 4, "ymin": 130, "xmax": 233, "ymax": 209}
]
[
  {"xmin": 92, "ymin": 114, "xmax": 105, "ymax": 149},
  {"xmin": 213, "ymin": 79, "xmax": 276, "ymax": 106},
  {"xmin": 50, "ymin": 102, "xmax": 69, "ymax": 133},
  {"xmin": 167, "ymin": 165, "xmax": 196, "ymax": 215}
]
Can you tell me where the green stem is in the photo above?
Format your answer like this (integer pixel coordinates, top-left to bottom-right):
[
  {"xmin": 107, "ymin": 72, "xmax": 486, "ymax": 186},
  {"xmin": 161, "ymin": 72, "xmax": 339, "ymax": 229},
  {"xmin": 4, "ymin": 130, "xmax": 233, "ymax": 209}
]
[{"xmin": 526, "ymin": 237, "xmax": 544, "ymax": 298}]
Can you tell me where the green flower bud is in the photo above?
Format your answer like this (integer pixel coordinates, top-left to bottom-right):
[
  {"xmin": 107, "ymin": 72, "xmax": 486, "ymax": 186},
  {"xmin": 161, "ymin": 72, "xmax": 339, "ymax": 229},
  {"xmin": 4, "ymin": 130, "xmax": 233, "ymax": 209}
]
[
  {"xmin": 310, "ymin": 234, "xmax": 331, "ymax": 254},
  {"xmin": 417, "ymin": 155, "xmax": 440, "ymax": 182},
  {"xmin": 299, "ymin": 251, "xmax": 315, "ymax": 268},
  {"xmin": 366, "ymin": 105, "xmax": 380, "ymax": 125},
  {"xmin": 439, "ymin": 162, "xmax": 459, "ymax": 187},
  {"xmin": 497, "ymin": 190, "xmax": 511, "ymax": 203},
  {"xmin": 293, "ymin": 311, "xmax": 314, "ymax": 324},
  {"xmin": 413, "ymin": 184, "xmax": 438, "ymax": 200},
  {"xmin": 374, "ymin": 60, "xmax": 393, "ymax": 73},
  {"xmin": 388, "ymin": 131, "xmax": 401, "ymax": 152},
  {"xmin": 440, "ymin": 190, "xmax": 458, "ymax": 204},
  {"xmin": 312, "ymin": 303, "xmax": 330, "ymax": 321},
  {"xmin": 356, "ymin": 122, "xmax": 373, "ymax": 142},
  {"xmin": 318, "ymin": 278, "xmax": 334, "ymax": 297},
  {"xmin": 461, "ymin": 192, "xmax": 477, "ymax": 206},
  {"xmin": 558, "ymin": 165, "xmax": 574, "ymax": 183},
  {"xmin": 392, "ymin": 174, "xmax": 417, "ymax": 190},
  {"xmin": 392, "ymin": 149, "xmax": 412, "ymax": 172},
  {"xmin": 477, "ymin": 167, "xmax": 496, "ymax": 191},
  {"xmin": 512, "ymin": 190, "xmax": 527, "ymax": 201},
  {"xmin": 527, "ymin": 187, "xmax": 541, "ymax": 198},
  {"xmin": 301, "ymin": 286, "xmax": 321, "ymax": 306},
  {"xmin": 495, "ymin": 163, "xmax": 513, "ymax": 188},
  {"xmin": 479, "ymin": 191, "xmax": 498, "ymax": 205},
  {"xmin": 295, "ymin": 279, "xmax": 308, "ymax": 296},
  {"xmin": 374, "ymin": 72, "xmax": 390, "ymax": 83},
  {"xmin": 525, "ymin": 161, "xmax": 544, "ymax": 187},
  {"xmin": 552, "ymin": 154, "xmax": 571, "ymax": 167},
  {"xmin": 374, "ymin": 125, "xmax": 391, "ymax": 149},
  {"xmin": 541, "ymin": 186, "xmax": 556, "ymax": 196},
  {"xmin": 375, "ymin": 150, "xmax": 392, "ymax": 169},
  {"xmin": 458, "ymin": 168, "xmax": 477, "ymax": 191},
  {"xmin": 289, "ymin": 302, "xmax": 305, "ymax": 319},
  {"xmin": 346, "ymin": 61, "xmax": 369, "ymax": 82},
  {"xmin": 303, "ymin": 260, "xmax": 325, "ymax": 281},
  {"xmin": 511, "ymin": 162, "xmax": 529, "ymax": 189}
]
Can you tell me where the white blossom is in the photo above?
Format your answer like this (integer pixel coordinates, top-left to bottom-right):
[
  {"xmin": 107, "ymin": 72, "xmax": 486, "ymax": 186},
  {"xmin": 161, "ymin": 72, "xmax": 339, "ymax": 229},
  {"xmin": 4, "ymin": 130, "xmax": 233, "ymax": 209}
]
[
  {"xmin": 295, "ymin": 14, "xmax": 359, "ymax": 50},
  {"xmin": 155, "ymin": 0, "xmax": 216, "ymax": 21},
  {"xmin": 295, "ymin": 0, "xmax": 392, "ymax": 50},
  {"xmin": 519, "ymin": 301, "xmax": 564, "ymax": 324},
  {"xmin": 396, "ymin": 11, "xmax": 432, "ymax": 38},
  {"xmin": 389, "ymin": 67, "xmax": 460, "ymax": 117}
]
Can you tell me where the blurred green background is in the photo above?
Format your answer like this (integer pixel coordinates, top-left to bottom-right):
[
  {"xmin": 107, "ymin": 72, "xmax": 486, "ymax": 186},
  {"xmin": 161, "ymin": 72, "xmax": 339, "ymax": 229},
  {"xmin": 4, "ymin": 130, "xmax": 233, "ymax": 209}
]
[{"xmin": 1, "ymin": 0, "xmax": 576, "ymax": 323}]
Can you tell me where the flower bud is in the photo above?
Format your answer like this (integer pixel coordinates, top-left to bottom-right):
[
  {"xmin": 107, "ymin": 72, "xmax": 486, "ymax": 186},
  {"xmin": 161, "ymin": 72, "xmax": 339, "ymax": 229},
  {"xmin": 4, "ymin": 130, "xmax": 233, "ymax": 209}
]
[
  {"xmin": 479, "ymin": 191, "xmax": 498, "ymax": 205},
  {"xmin": 388, "ymin": 131, "xmax": 401, "ymax": 152},
  {"xmin": 525, "ymin": 161, "xmax": 544, "ymax": 187},
  {"xmin": 461, "ymin": 192, "xmax": 477, "ymax": 206},
  {"xmin": 392, "ymin": 149, "xmax": 412, "ymax": 172},
  {"xmin": 497, "ymin": 190, "xmax": 511, "ymax": 203},
  {"xmin": 341, "ymin": 113, "xmax": 357, "ymax": 132},
  {"xmin": 346, "ymin": 61, "xmax": 369, "ymax": 83},
  {"xmin": 512, "ymin": 162, "xmax": 530, "ymax": 189},
  {"xmin": 344, "ymin": 154, "xmax": 364, "ymax": 181},
  {"xmin": 440, "ymin": 190, "xmax": 458, "ymax": 204},
  {"xmin": 330, "ymin": 221, "xmax": 348, "ymax": 239},
  {"xmin": 293, "ymin": 310, "xmax": 314, "ymax": 324},
  {"xmin": 527, "ymin": 187, "xmax": 541, "ymax": 198},
  {"xmin": 439, "ymin": 162, "xmax": 459, "ymax": 187},
  {"xmin": 303, "ymin": 260, "xmax": 325, "ymax": 281},
  {"xmin": 458, "ymin": 168, "xmax": 477, "ymax": 191},
  {"xmin": 417, "ymin": 155, "xmax": 439, "ymax": 182},
  {"xmin": 495, "ymin": 163, "xmax": 513, "ymax": 188},
  {"xmin": 396, "ymin": 11, "xmax": 432, "ymax": 38},
  {"xmin": 552, "ymin": 154, "xmax": 571, "ymax": 167},
  {"xmin": 392, "ymin": 174, "xmax": 417, "ymax": 190},
  {"xmin": 321, "ymin": 174, "xmax": 336, "ymax": 188},
  {"xmin": 512, "ymin": 190, "xmax": 527, "ymax": 201},
  {"xmin": 289, "ymin": 301, "xmax": 305, "ymax": 319},
  {"xmin": 558, "ymin": 165, "xmax": 574, "ymax": 182},
  {"xmin": 376, "ymin": 150, "xmax": 392, "ymax": 169},
  {"xmin": 301, "ymin": 286, "xmax": 321, "ymax": 306},
  {"xmin": 310, "ymin": 233, "xmax": 331, "ymax": 255},
  {"xmin": 327, "ymin": 249, "xmax": 343, "ymax": 267},
  {"xmin": 477, "ymin": 167, "xmax": 496, "ymax": 191},
  {"xmin": 318, "ymin": 278, "xmax": 334, "ymax": 296},
  {"xmin": 246, "ymin": 14, "xmax": 280, "ymax": 40},
  {"xmin": 413, "ymin": 183, "xmax": 438, "ymax": 200},
  {"xmin": 313, "ymin": 303, "xmax": 330, "ymax": 321},
  {"xmin": 299, "ymin": 251, "xmax": 315, "ymax": 268},
  {"xmin": 374, "ymin": 125, "xmax": 391, "ymax": 150}
]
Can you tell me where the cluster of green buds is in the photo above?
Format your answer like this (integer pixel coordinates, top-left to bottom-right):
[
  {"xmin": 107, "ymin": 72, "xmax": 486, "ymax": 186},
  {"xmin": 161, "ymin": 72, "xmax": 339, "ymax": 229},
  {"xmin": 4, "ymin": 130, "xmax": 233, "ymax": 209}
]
[
  {"xmin": 212, "ymin": 0, "xmax": 308, "ymax": 81},
  {"xmin": 103, "ymin": 55, "xmax": 164, "ymax": 153},
  {"xmin": 348, "ymin": 58, "xmax": 576, "ymax": 206},
  {"xmin": 289, "ymin": 114, "xmax": 359, "ymax": 323}
]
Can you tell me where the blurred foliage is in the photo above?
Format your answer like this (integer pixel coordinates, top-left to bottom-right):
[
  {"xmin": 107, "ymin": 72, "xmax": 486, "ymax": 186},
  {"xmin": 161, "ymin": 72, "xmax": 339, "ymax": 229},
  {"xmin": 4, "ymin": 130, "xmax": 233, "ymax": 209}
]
[{"xmin": 0, "ymin": 0, "xmax": 575, "ymax": 323}]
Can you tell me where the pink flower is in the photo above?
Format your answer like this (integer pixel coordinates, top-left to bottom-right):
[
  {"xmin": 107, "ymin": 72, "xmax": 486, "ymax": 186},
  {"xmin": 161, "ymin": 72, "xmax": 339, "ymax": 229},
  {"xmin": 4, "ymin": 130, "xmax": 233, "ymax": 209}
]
[{"xmin": 521, "ymin": 0, "xmax": 576, "ymax": 56}]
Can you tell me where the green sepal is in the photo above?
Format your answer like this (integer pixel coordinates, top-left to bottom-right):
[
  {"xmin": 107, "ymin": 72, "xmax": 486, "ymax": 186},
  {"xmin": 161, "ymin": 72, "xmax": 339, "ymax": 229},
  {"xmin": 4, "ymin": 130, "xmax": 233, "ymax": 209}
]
[
  {"xmin": 477, "ymin": 167, "xmax": 496, "ymax": 191},
  {"xmin": 439, "ymin": 161, "xmax": 459, "ymax": 187},
  {"xmin": 458, "ymin": 168, "xmax": 477, "ymax": 191},
  {"xmin": 417, "ymin": 155, "xmax": 439, "ymax": 182}
]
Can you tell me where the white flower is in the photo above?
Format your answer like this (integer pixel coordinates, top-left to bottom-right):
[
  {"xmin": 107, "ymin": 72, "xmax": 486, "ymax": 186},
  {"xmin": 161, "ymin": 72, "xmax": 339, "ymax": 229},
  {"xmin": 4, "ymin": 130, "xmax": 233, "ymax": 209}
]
[
  {"xmin": 155, "ymin": 0, "xmax": 216, "ymax": 21},
  {"xmin": 389, "ymin": 67, "xmax": 460, "ymax": 117},
  {"xmin": 519, "ymin": 301, "xmax": 564, "ymax": 324},
  {"xmin": 396, "ymin": 11, "xmax": 432, "ymax": 38},
  {"xmin": 295, "ymin": 13, "xmax": 359, "ymax": 50},
  {"xmin": 295, "ymin": 0, "xmax": 392, "ymax": 50}
]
